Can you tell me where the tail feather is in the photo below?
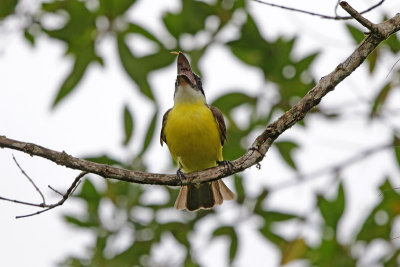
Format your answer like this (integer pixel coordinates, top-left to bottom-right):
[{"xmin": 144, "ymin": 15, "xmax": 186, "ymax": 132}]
[
  {"xmin": 174, "ymin": 185, "xmax": 188, "ymax": 210},
  {"xmin": 217, "ymin": 179, "xmax": 235, "ymax": 200},
  {"xmin": 211, "ymin": 181, "xmax": 223, "ymax": 206},
  {"xmin": 174, "ymin": 180, "xmax": 235, "ymax": 211}
]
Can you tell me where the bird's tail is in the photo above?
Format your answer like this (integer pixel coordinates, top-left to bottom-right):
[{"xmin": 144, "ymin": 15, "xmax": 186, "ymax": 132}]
[{"xmin": 174, "ymin": 180, "xmax": 235, "ymax": 211}]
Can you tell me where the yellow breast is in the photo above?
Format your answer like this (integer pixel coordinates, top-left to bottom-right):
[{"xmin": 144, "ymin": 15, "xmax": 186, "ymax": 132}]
[{"xmin": 164, "ymin": 103, "xmax": 223, "ymax": 173}]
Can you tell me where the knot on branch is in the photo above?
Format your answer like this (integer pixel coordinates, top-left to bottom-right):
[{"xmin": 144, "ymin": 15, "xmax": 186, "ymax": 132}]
[
  {"xmin": 56, "ymin": 151, "xmax": 71, "ymax": 165},
  {"xmin": 23, "ymin": 143, "xmax": 36, "ymax": 156}
]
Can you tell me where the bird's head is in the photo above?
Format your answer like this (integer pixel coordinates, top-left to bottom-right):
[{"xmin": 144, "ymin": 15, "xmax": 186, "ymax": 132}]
[{"xmin": 172, "ymin": 52, "xmax": 205, "ymax": 104}]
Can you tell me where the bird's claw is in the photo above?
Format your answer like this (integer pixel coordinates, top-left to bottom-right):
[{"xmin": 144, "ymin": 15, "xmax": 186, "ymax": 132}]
[
  {"xmin": 217, "ymin": 160, "xmax": 234, "ymax": 173},
  {"xmin": 176, "ymin": 169, "xmax": 185, "ymax": 186}
]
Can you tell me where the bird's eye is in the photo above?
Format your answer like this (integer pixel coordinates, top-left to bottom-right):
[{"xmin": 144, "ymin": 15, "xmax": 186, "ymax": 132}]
[{"xmin": 194, "ymin": 75, "xmax": 202, "ymax": 88}]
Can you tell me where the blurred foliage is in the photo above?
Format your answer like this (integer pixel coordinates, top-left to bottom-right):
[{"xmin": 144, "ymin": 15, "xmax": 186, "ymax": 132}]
[
  {"xmin": 0, "ymin": 0, "xmax": 18, "ymax": 19},
  {"xmin": 346, "ymin": 21, "xmax": 400, "ymax": 121},
  {"xmin": 2, "ymin": 0, "xmax": 400, "ymax": 266}
]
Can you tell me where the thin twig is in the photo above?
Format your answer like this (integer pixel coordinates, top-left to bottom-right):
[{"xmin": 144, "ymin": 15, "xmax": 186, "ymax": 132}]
[
  {"xmin": 0, "ymin": 172, "xmax": 86, "ymax": 218},
  {"xmin": 16, "ymin": 171, "xmax": 87, "ymax": 219},
  {"xmin": 272, "ymin": 143, "xmax": 392, "ymax": 191},
  {"xmin": 334, "ymin": 0, "xmax": 341, "ymax": 18},
  {"xmin": 0, "ymin": 196, "xmax": 46, "ymax": 207},
  {"xmin": 251, "ymin": 0, "xmax": 385, "ymax": 20},
  {"xmin": 48, "ymin": 185, "xmax": 64, "ymax": 196},
  {"xmin": 385, "ymin": 56, "xmax": 400, "ymax": 79},
  {"xmin": 340, "ymin": 1, "xmax": 379, "ymax": 32},
  {"xmin": 12, "ymin": 154, "xmax": 45, "ymax": 205}
]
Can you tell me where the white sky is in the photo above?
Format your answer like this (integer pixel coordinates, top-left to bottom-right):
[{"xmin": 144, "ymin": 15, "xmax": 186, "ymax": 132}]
[{"xmin": 1, "ymin": 0, "xmax": 400, "ymax": 266}]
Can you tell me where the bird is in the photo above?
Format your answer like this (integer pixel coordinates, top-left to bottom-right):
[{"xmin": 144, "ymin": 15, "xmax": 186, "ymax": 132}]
[{"xmin": 160, "ymin": 52, "xmax": 235, "ymax": 211}]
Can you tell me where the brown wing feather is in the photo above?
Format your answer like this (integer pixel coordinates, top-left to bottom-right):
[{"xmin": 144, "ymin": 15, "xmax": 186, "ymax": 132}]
[
  {"xmin": 160, "ymin": 108, "xmax": 172, "ymax": 146},
  {"xmin": 208, "ymin": 105, "xmax": 227, "ymax": 146}
]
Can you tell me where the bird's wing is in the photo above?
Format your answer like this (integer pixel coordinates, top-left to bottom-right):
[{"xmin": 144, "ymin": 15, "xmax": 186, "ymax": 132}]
[
  {"xmin": 209, "ymin": 105, "xmax": 227, "ymax": 146},
  {"xmin": 160, "ymin": 108, "xmax": 172, "ymax": 146}
]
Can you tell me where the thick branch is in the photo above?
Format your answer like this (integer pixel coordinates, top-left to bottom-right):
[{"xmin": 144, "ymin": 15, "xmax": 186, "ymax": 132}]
[{"xmin": 1, "ymin": 5, "xmax": 399, "ymax": 186}]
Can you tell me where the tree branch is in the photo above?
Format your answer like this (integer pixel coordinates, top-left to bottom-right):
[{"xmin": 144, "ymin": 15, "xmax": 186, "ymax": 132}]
[
  {"xmin": 272, "ymin": 142, "xmax": 392, "ymax": 191},
  {"xmin": 12, "ymin": 154, "xmax": 46, "ymax": 205},
  {"xmin": 252, "ymin": 0, "xmax": 385, "ymax": 20},
  {"xmin": 0, "ymin": 3, "xmax": 399, "ymax": 187},
  {"xmin": 15, "ymin": 171, "xmax": 86, "ymax": 219},
  {"xmin": 0, "ymin": 171, "xmax": 86, "ymax": 218},
  {"xmin": 340, "ymin": 1, "xmax": 378, "ymax": 32}
]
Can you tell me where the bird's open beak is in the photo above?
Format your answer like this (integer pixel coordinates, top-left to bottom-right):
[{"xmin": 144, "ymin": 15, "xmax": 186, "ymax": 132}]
[{"xmin": 174, "ymin": 52, "xmax": 197, "ymax": 86}]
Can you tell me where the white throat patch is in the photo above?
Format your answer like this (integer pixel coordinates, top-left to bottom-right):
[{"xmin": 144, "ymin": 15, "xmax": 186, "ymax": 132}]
[{"xmin": 174, "ymin": 84, "xmax": 206, "ymax": 104}]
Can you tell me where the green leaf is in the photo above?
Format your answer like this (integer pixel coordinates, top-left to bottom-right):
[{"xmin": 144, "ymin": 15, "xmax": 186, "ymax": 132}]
[
  {"xmin": 234, "ymin": 174, "xmax": 245, "ymax": 204},
  {"xmin": 163, "ymin": 222, "xmax": 191, "ymax": 247},
  {"xmin": 117, "ymin": 35, "xmax": 153, "ymax": 100},
  {"xmin": 211, "ymin": 92, "xmax": 257, "ymax": 116},
  {"xmin": 76, "ymin": 179, "xmax": 102, "ymax": 215},
  {"xmin": 275, "ymin": 141, "xmax": 299, "ymax": 170},
  {"xmin": 0, "ymin": 0, "xmax": 18, "ymax": 19},
  {"xmin": 228, "ymin": 15, "xmax": 269, "ymax": 68},
  {"xmin": 370, "ymin": 82, "xmax": 392, "ymax": 118},
  {"xmin": 356, "ymin": 178, "xmax": 400, "ymax": 242},
  {"xmin": 64, "ymin": 215, "xmax": 98, "ymax": 228},
  {"xmin": 296, "ymin": 52, "xmax": 319, "ymax": 73},
  {"xmin": 346, "ymin": 24, "xmax": 365, "ymax": 44},
  {"xmin": 184, "ymin": 255, "xmax": 200, "ymax": 267},
  {"xmin": 123, "ymin": 105, "xmax": 134, "ymax": 145},
  {"xmin": 163, "ymin": 0, "xmax": 212, "ymax": 38},
  {"xmin": 305, "ymin": 238, "xmax": 355, "ymax": 266},
  {"xmin": 394, "ymin": 135, "xmax": 400, "ymax": 168},
  {"xmin": 99, "ymin": 0, "xmax": 136, "ymax": 19},
  {"xmin": 318, "ymin": 182, "xmax": 345, "ymax": 231},
  {"xmin": 138, "ymin": 109, "xmax": 158, "ymax": 156},
  {"xmin": 24, "ymin": 29, "xmax": 35, "ymax": 46},
  {"xmin": 367, "ymin": 49, "xmax": 378, "ymax": 73},
  {"xmin": 258, "ymin": 211, "xmax": 298, "ymax": 222},
  {"xmin": 117, "ymin": 31, "xmax": 174, "ymax": 101},
  {"xmin": 259, "ymin": 224, "xmax": 287, "ymax": 248},
  {"xmin": 42, "ymin": 0, "xmax": 97, "ymax": 53},
  {"xmin": 42, "ymin": 0, "xmax": 101, "ymax": 107},
  {"xmin": 125, "ymin": 23, "xmax": 163, "ymax": 46},
  {"xmin": 254, "ymin": 189, "xmax": 269, "ymax": 212},
  {"xmin": 384, "ymin": 31, "xmax": 400, "ymax": 53},
  {"xmin": 109, "ymin": 240, "xmax": 152, "ymax": 266},
  {"xmin": 162, "ymin": 0, "xmax": 244, "ymax": 39},
  {"xmin": 52, "ymin": 56, "xmax": 91, "ymax": 107},
  {"xmin": 384, "ymin": 250, "xmax": 400, "ymax": 266},
  {"xmin": 228, "ymin": 15, "xmax": 317, "ymax": 113},
  {"xmin": 257, "ymin": 210, "xmax": 299, "ymax": 248},
  {"xmin": 78, "ymin": 179, "xmax": 100, "ymax": 199},
  {"xmin": 106, "ymin": 181, "xmax": 143, "ymax": 207},
  {"xmin": 212, "ymin": 226, "xmax": 238, "ymax": 264},
  {"xmin": 280, "ymin": 238, "xmax": 307, "ymax": 265}
]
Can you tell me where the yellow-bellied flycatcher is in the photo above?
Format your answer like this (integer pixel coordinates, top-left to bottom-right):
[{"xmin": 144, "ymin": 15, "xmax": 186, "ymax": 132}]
[{"xmin": 160, "ymin": 52, "xmax": 235, "ymax": 211}]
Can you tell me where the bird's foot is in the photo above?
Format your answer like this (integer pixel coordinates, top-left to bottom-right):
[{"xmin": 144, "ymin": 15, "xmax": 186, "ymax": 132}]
[
  {"xmin": 176, "ymin": 168, "xmax": 185, "ymax": 186},
  {"xmin": 217, "ymin": 160, "xmax": 234, "ymax": 173}
]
